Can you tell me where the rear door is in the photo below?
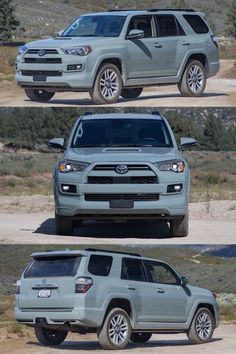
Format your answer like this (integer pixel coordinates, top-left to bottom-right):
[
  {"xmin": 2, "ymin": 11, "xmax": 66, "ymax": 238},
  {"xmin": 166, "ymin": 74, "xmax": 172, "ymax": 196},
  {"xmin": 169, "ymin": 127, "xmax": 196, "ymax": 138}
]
[
  {"xmin": 153, "ymin": 14, "xmax": 189, "ymax": 76},
  {"xmin": 19, "ymin": 255, "xmax": 82, "ymax": 310}
]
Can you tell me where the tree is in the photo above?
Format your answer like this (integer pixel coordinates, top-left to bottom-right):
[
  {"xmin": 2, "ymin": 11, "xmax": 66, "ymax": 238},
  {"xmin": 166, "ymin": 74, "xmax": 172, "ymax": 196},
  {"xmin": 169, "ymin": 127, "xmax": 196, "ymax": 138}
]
[
  {"xmin": 0, "ymin": 0, "xmax": 20, "ymax": 42},
  {"xmin": 226, "ymin": 0, "xmax": 236, "ymax": 37}
]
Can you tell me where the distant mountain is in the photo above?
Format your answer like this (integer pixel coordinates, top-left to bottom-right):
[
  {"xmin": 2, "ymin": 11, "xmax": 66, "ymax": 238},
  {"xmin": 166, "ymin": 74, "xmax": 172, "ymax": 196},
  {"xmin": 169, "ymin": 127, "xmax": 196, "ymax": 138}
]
[{"xmin": 14, "ymin": 0, "xmax": 231, "ymax": 39}]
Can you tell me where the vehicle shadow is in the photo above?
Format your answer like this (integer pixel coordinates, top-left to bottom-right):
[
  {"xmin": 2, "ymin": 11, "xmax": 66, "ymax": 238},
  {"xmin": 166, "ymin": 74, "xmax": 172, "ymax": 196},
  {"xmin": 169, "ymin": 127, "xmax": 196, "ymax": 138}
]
[
  {"xmin": 34, "ymin": 219, "xmax": 173, "ymax": 239},
  {"xmin": 24, "ymin": 92, "xmax": 228, "ymax": 107},
  {"xmin": 27, "ymin": 337, "xmax": 223, "ymax": 351}
]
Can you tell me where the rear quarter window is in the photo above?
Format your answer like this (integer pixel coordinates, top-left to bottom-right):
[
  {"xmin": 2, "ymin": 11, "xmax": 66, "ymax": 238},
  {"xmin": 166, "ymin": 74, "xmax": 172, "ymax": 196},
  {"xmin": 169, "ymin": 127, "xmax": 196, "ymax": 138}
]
[
  {"xmin": 183, "ymin": 15, "xmax": 209, "ymax": 34},
  {"xmin": 88, "ymin": 255, "xmax": 113, "ymax": 276},
  {"xmin": 24, "ymin": 256, "xmax": 81, "ymax": 278}
]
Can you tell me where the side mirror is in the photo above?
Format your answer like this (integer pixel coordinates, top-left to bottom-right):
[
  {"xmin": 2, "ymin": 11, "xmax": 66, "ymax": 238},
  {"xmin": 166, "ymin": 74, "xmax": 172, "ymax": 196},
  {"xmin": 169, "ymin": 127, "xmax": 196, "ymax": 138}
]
[
  {"xmin": 180, "ymin": 276, "xmax": 189, "ymax": 286},
  {"xmin": 57, "ymin": 30, "xmax": 64, "ymax": 37},
  {"xmin": 126, "ymin": 29, "xmax": 144, "ymax": 40},
  {"xmin": 179, "ymin": 137, "xmax": 197, "ymax": 150},
  {"xmin": 48, "ymin": 138, "xmax": 65, "ymax": 149}
]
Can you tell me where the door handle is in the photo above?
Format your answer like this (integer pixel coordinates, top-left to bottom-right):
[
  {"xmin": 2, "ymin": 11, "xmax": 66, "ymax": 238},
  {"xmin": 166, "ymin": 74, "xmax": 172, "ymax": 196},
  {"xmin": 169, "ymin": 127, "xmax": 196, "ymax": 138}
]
[
  {"xmin": 153, "ymin": 42, "xmax": 162, "ymax": 48},
  {"xmin": 181, "ymin": 42, "xmax": 190, "ymax": 46},
  {"xmin": 156, "ymin": 288, "xmax": 165, "ymax": 293},
  {"xmin": 127, "ymin": 285, "xmax": 136, "ymax": 290}
]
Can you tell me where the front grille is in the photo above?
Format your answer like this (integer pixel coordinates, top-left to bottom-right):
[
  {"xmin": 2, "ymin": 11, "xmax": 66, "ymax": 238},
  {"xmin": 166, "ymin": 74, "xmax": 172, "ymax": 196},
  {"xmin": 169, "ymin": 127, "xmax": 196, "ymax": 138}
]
[
  {"xmin": 85, "ymin": 194, "xmax": 159, "ymax": 201},
  {"xmin": 22, "ymin": 70, "xmax": 62, "ymax": 77},
  {"xmin": 25, "ymin": 58, "xmax": 62, "ymax": 64},
  {"xmin": 93, "ymin": 164, "xmax": 151, "ymax": 171},
  {"xmin": 26, "ymin": 49, "xmax": 59, "ymax": 54},
  {"xmin": 87, "ymin": 176, "xmax": 157, "ymax": 184}
]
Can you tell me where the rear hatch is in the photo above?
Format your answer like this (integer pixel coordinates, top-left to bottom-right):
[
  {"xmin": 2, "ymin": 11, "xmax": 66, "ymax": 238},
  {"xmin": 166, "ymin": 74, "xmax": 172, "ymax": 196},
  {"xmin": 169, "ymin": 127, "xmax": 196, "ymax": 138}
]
[{"xmin": 19, "ymin": 252, "xmax": 84, "ymax": 310}]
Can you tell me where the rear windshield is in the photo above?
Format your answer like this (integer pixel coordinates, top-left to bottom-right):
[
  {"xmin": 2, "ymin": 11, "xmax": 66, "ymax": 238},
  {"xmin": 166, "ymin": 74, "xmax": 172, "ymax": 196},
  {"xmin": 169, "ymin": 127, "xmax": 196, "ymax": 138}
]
[
  {"xmin": 24, "ymin": 256, "xmax": 81, "ymax": 278},
  {"xmin": 71, "ymin": 119, "xmax": 173, "ymax": 148},
  {"xmin": 183, "ymin": 15, "xmax": 209, "ymax": 34}
]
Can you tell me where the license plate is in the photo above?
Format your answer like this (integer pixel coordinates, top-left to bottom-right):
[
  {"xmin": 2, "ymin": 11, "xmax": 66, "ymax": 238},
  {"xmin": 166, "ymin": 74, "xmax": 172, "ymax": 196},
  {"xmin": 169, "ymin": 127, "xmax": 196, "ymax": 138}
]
[
  {"xmin": 38, "ymin": 289, "xmax": 51, "ymax": 298},
  {"xmin": 33, "ymin": 74, "xmax": 47, "ymax": 81},
  {"xmin": 110, "ymin": 200, "xmax": 134, "ymax": 209}
]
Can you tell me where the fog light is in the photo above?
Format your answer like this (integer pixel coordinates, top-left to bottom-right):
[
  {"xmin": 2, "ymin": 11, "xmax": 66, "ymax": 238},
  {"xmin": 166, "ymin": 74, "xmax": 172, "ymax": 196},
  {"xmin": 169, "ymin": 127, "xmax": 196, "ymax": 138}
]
[
  {"xmin": 67, "ymin": 64, "xmax": 83, "ymax": 71},
  {"xmin": 167, "ymin": 184, "xmax": 183, "ymax": 193},
  {"xmin": 61, "ymin": 184, "xmax": 76, "ymax": 193}
]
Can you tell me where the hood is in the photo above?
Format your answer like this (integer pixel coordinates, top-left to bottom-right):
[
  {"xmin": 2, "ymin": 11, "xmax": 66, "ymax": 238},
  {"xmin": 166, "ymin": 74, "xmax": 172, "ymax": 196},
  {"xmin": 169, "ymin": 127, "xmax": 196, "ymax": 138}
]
[
  {"xmin": 187, "ymin": 285, "xmax": 213, "ymax": 298},
  {"xmin": 65, "ymin": 147, "xmax": 178, "ymax": 163},
  {"xmin": 25, "ymin": 36, "xmax": 110, "ymax": 49}
]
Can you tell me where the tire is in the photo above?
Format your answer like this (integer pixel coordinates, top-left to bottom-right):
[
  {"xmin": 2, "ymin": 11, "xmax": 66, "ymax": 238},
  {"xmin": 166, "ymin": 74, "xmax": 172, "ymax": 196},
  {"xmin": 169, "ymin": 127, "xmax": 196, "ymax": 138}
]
[
  {"xmin": 170, "ymin": 212, "xmax": 189, "ymax": 237},
  {"xmin": 178, "ymin": 60, "xmax": 206, "ymax": 97},
  {"xmin": 89, "ymin": 63, "xmax": 122, "ymax": 104},
  {"xmin": 187, "ymin": 307, "xmax": 214, "ymax": 344},
  {"xmin": 34, "ymin": 327, "xmax": 67, "ymax": 346},
  {"xmin": 97, "ymin": 307, "xmax": 131, "ymax": 350},
  {"xmin": 25, "ymin": 89, "xmax": 55, "ymax": 102},
  {"xmin": 55, "ymin": 213, "xmax": 73, "ymax": 235},
  {"xmin": 120, "ymin": 87, "xmax": 143, "ymax": 99},
  {"xmin": 130, "ymin": 332, "xmax": 152, "ymax": 343}
]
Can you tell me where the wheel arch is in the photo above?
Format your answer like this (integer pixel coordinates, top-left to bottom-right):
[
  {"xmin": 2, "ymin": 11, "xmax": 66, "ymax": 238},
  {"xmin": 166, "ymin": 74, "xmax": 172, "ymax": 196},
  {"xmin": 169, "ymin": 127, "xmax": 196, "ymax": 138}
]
[
  {"xmin": 189, "ymin": 302, "xmax": 217, "ymax": 328},
  {"xmin": 180, "ymin": 53, "xmax": 209, "ymax": 79},
  {"xmin": 102, "ymin": 298, "xmax": 133, "ymax": 326}
]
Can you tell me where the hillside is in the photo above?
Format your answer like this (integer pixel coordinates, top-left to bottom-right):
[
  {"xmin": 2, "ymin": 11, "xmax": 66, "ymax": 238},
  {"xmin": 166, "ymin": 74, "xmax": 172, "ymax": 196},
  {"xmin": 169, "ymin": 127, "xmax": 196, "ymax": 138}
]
[{"xmin": 13, "ymin": 0, "xmax": 232, "ymax": 39}]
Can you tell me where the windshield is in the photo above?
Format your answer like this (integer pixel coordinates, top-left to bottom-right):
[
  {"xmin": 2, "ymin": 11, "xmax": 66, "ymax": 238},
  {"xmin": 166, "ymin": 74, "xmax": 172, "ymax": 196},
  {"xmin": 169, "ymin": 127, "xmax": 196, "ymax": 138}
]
[
  {"xmin": 24, "ymin": 256, "xmax": 81, "ymax": 278},
  {"xmin": 62, "ymin": 15, "xmax": 126, "ymax": 37},
  {"xmin": 71, "ymin": 119, "xmax": 174, "ymax": 148}
]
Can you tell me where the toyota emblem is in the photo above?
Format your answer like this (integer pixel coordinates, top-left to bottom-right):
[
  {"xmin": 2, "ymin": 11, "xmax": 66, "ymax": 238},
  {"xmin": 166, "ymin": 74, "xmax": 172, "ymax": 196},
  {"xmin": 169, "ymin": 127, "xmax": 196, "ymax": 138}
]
[
  {"xmin": 38, "ymin": 49, "xmax": 45, "ymax": 56},
  {"xmin": 115, "ymin": 164, "xmax": 128, "ymax": 174}
]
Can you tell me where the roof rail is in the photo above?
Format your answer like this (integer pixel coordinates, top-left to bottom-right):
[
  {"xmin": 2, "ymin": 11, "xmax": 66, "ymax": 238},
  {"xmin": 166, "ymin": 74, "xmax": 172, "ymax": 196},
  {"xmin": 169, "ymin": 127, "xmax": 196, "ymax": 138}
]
[
  {"xmin": 148, "ymin": 8, "xmax": 196, "ymax": 12},
  {"xmin": 108, "ymin": 8, "xmax": 196, "ymax": 13},
  {"xmin": 84, "ymin": 248, "xmax": 141, "ymax": 257},
  {"xmin": 152, "ymin": 111, "xmax": 161, "ymax": 116},
  {"xmin": 108, "ymin": 9, "xmax": 143, "ymax": 12}
]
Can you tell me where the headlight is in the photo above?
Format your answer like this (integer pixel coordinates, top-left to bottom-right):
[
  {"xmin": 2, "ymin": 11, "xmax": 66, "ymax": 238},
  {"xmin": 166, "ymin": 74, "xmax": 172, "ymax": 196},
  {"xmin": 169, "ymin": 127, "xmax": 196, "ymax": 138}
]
[
  {"xmin": 62, "ymin": 46, "xmax": 92, "ymax": 56},
  {"xmin": 154, "ymin": 160, "xmax": 185, "ymax": 173},
  {"xmin": 58, "ymin": 160, "xmax": 90, "ymax": 173},
  {"xmin": 18, "ymin": 45, "xmax": 28, "ymax": 55}
]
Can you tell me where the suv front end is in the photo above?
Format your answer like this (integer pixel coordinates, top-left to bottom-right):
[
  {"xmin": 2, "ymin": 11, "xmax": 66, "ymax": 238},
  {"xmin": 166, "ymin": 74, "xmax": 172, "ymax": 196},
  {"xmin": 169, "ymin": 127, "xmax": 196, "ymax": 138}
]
[{"xmin": 51, "ymin": 113, "xmax": 195, "ymax": 237}]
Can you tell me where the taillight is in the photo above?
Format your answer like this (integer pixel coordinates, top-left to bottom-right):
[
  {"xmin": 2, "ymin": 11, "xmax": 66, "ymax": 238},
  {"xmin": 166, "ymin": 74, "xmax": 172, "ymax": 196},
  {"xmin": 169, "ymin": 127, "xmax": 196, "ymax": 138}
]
[
  {"xmin": 75, "ymin": 277, "xmax": 93, "ymax": 293},
  {"xmin": 16, "ymin": 280, "xmax": 21, "ymax": 294},
  {"xmin": 211, "ymin": 35, "xmax": 218, "ymax": 48}
]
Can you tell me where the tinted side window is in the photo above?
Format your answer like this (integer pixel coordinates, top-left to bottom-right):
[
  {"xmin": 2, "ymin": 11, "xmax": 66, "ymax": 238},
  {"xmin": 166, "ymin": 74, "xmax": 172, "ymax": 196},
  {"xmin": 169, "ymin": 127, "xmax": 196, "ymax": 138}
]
[
  {"xmin": 88, "ymin": 255, "xmax": 112, "ymax": 276},
  {"xmin": 183, "ymin": 15, "xmax": 209, "ymax": 34},
  {"xmin": 127, "ymin": 15, "xmax": 153, "ymax": 38},
  {"xmin": 144, "ymin": 260, "xmax": 178, "ymax": 285},
  {"xmin": 121, "ymin": 258, "xmax": 146, "ymax": 282},
  {"xmin": 155, "ymin": 15, "xmax": 181, "ymax": 37}
]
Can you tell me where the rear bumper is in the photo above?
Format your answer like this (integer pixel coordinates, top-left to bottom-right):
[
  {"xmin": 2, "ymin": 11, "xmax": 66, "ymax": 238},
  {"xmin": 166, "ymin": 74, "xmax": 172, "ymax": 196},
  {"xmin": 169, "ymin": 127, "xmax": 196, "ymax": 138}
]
[
  {"xmin": 208, "ymin": 61, "xmax": 220, "ymax": 78},
  {"xmin": 15, "ymin": 307, "xmax": 104, "ymax": 328}
]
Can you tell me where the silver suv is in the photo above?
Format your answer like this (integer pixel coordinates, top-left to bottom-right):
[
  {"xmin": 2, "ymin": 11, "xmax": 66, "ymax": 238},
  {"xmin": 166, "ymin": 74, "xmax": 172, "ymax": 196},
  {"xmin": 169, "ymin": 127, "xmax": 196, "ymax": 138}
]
[
  {"xmin": 15, "ymin": 248, "xmax": 219, "ymax": 350},
  {"xmin": 49, "ymin": 112, "xmax": 196, "ymax": 237},
  {"xmin": 15, "ymin": 8, "xmax": 219, "ymax": 104}
]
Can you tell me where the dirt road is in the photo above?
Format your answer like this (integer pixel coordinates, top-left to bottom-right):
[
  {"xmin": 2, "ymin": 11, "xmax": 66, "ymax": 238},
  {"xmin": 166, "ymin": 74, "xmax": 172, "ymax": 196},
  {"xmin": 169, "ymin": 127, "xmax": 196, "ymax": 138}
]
[
  {"xmin": 0, "ymin": 325, "xmax": 235, "ymax": 354},
  {"xmin": 0, "ymin": 196, "xmax": 235, "ymax": 244},
  {"xmin": 0, "ymin": 60, "xmax": 236, "ymax": 107}
]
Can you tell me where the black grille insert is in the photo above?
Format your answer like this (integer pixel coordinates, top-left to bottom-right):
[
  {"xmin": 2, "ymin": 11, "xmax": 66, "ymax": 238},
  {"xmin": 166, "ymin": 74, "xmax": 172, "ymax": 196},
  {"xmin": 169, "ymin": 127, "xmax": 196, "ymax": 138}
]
[
  {"xmin": 25, "ymin": 58, "xmax": 62, "ymax": 64},
  {"xmin": 26, "ymin": 49, "xmax": 59, "ymax": 54},
  {"xmin": 85, "ymin": 194, "xmax": 159, "ymax": 201},
  {"xmin": 22, "ymin": 70, "xmax": 62, "ymax": 77},
  {"xmin": 87, "ymin": 176, "xmax": 157, "ymax": 184},
  {"xmin": 93, "ymin": 164, "xmax": 151, "ymax": 171}
]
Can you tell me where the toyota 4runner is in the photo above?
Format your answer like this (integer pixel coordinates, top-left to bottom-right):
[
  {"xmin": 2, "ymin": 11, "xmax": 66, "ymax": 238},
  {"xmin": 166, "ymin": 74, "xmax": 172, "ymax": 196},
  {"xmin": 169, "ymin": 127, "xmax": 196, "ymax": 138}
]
[
  {"xmin": 15, "ymin": 8, "xmax": 220, "ymax": 104},
  {"xmin": 14, "ymin": 248, "xmax": 219, "ymax": 350},
  {"xmin": 49, "ymin": 112, "xmax": 196, "ymax": 237}
]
